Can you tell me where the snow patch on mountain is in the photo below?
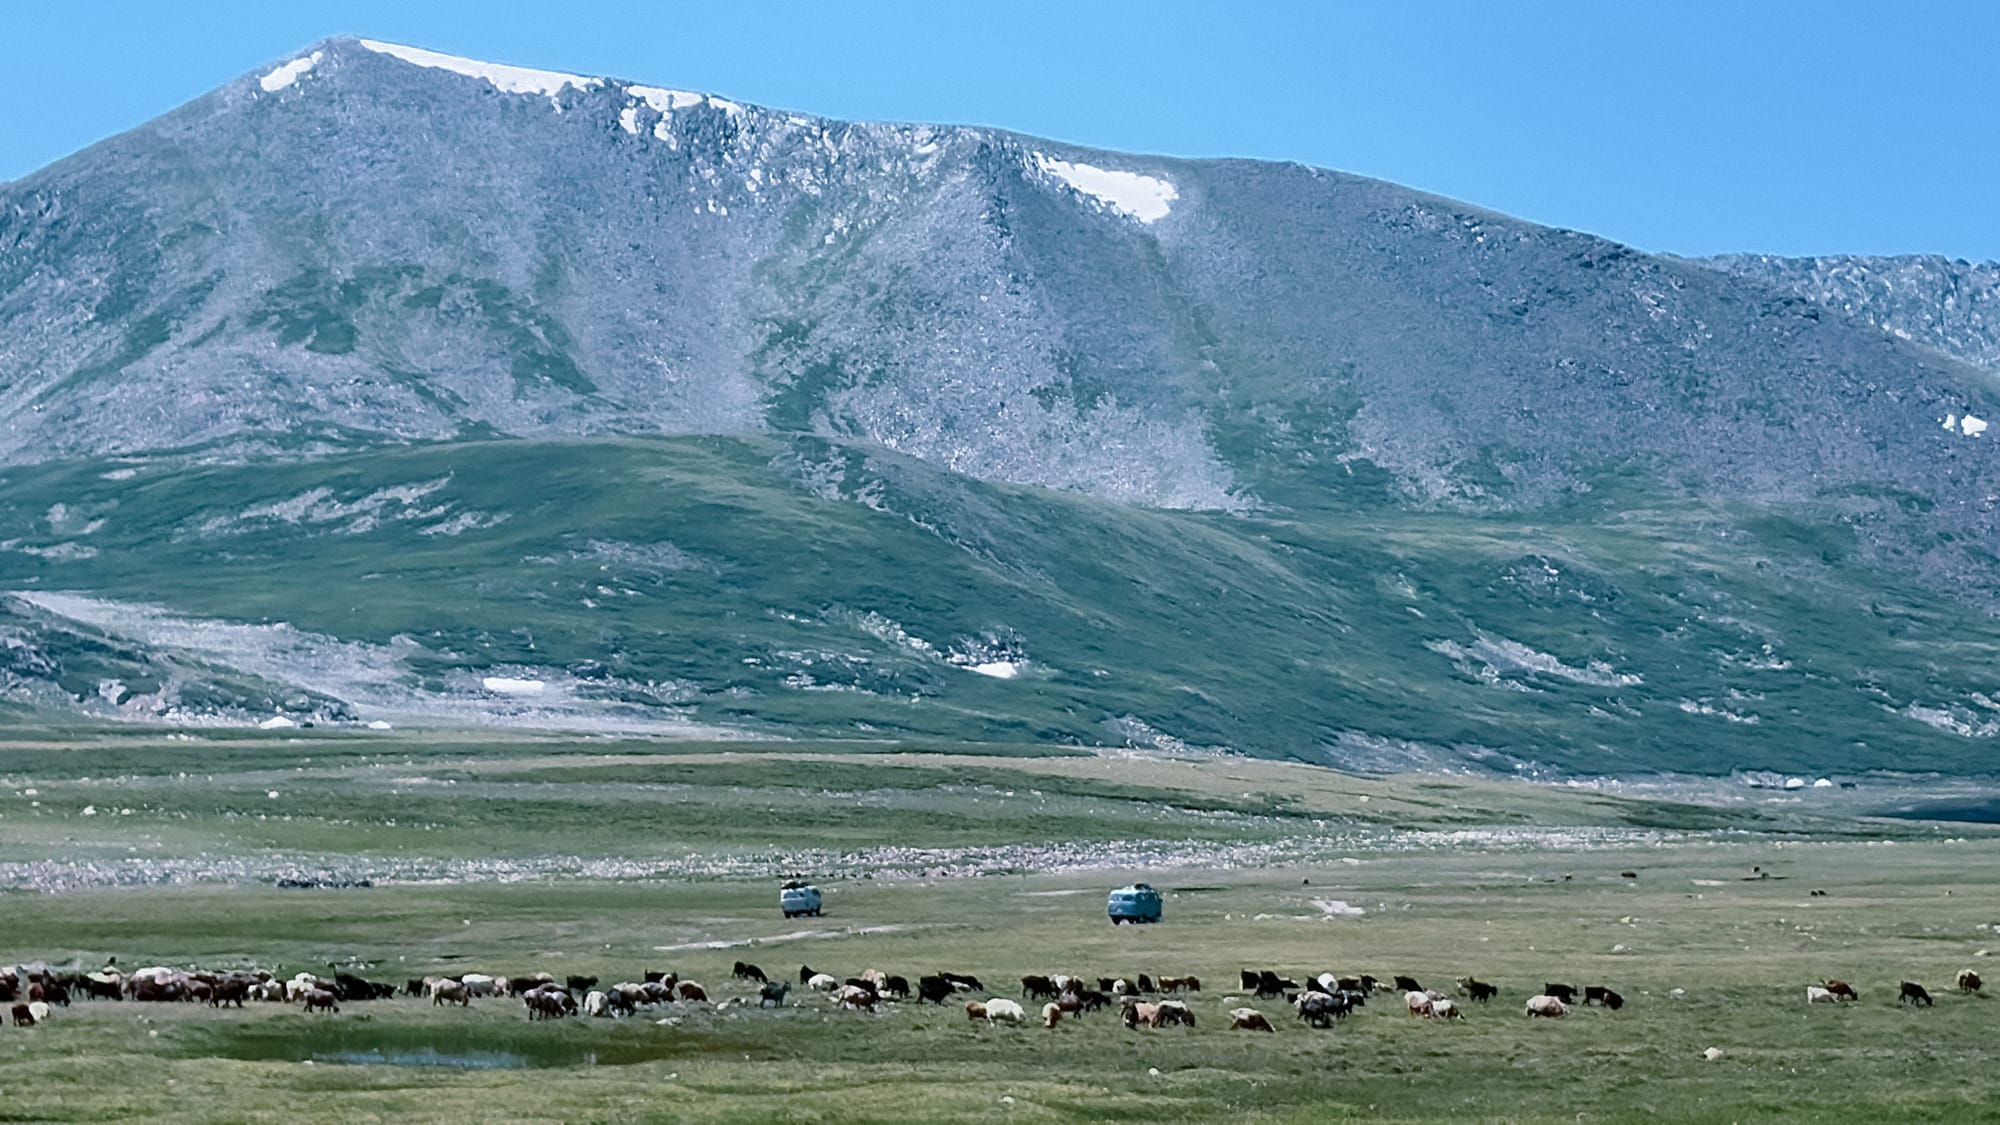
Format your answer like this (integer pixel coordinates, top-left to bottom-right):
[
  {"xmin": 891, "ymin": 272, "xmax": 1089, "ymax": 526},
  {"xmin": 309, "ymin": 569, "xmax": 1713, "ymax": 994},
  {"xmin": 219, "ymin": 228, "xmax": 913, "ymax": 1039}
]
[
  {"xmin": 358, "ymin": 39, "xmax": 601, "ymax": 103},
  {"xmin": 260, "ymin": 51, "xmax": 323, "ymax": 93},
  {"xmin": 1031, "ymin": 154, "xmax": 1177, "ymax": 223}
]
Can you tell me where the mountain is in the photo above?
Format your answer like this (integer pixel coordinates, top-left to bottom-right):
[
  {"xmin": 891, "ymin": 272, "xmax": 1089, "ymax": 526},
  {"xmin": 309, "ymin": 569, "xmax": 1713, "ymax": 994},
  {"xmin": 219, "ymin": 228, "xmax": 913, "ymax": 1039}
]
[
  {"xmin": 1701, "ymin": 254, "xmax": 2000, "ymax": 376},
  {"xmin": 4, "ymin": 38, "xmax": 2000, "ymax": 775}
]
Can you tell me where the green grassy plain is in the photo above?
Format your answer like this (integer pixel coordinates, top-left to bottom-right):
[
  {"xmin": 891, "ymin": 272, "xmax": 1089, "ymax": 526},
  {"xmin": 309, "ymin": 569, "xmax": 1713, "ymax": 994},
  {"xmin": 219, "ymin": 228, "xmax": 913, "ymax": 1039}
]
[{"xmin": 4, "ymin": 735, "xmax": 2000, "ymax": 1122}]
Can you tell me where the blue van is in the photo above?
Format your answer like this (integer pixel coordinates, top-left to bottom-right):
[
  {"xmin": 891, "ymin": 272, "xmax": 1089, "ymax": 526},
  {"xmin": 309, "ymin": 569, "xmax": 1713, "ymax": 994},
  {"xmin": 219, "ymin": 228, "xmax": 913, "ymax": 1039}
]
[{"xmin": 1107, "ymin": 883, "xmax": 1163, "ymax": 924}]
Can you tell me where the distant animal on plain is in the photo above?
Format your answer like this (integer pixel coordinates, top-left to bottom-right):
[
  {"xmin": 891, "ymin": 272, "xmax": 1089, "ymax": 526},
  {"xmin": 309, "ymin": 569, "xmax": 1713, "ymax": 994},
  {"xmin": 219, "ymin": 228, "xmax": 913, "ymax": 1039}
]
[
  {"xmin": 1230, "ymin": 1007, "xmax": 1274, "ymax": 1032},
  {"xmin": 1525, "ymin": 995, "xmax": 1568, "ymax": 1018},
  {"xmin": 983, "ymin": 998, "xmax": 1026, "ymax": 1024},
  {"xmin": 1456, "ymin": 976, "xmax": 1498, "ymax": 1003}
]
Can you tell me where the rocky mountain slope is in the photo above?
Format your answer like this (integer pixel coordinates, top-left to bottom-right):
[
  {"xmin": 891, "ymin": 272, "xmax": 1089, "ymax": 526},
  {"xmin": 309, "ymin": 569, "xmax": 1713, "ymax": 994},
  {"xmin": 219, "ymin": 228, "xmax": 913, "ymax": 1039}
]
[
  {"xmin": 3, "ymin": 39, "xmax": 2000, "ymax": 774},
  {"xmin": 1703, "ymin": 253, "xmax": 2000, "ymax": 375}
]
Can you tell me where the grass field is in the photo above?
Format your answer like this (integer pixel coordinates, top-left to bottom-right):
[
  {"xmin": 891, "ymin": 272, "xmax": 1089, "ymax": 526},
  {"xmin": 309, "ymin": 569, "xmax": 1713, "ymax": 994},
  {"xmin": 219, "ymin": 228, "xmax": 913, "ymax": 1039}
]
[{"xmin": 5, "ymin": 734, "xmax": 2000, "ymax": 1123}]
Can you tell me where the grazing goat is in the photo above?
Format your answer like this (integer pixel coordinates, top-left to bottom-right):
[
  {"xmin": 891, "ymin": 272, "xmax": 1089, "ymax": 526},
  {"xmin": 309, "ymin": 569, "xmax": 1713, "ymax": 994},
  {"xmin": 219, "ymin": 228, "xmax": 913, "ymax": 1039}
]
[
  {"xmin": 1158, "ymin": 975, "xmax": 1201, "ymax": 994},
  {"xmin": 732, "ymin": 962, "xmax": 768, "ymax": 983},
  {"xmin": 832, "ymin": 985, "xmax": 877, "ymax": 1011},
  {"xmin": 1427, "ymin": 997, "xmax": 1463, "ymax": 1020},
  {"xmin": 807, "ymin": 973, "xmax": 839, "ymax": 992},
  {"xmin": 1958, "ymin": 969, "xmax": 1983, "ymax": 993},
  {"xmin": 1292, "ymin": 991, "xmax": 1353, "ymax": 1028},
  {"xmin": 881, "ymin": 975, "xmax": 911, "ymax": 1000},
  {"xmin": 918, "ymin": 976, "xmax": 955, "ymax": 1005},
  {"xmin": 1823, "ymin": 980, "xmax": 1859, "ymax": 1002},
  {"xmin": 964, "ymin": 1000, "xmax": 988, "ymax": 1021},
  {"xmin": 303, "ymin": 989, "xmax": 339, "ymax": 1014},
  {"xmin": 1584, "ymin": 986, "xmax": 1625, "ymax": 1010},
  {"xmin": 1255, "ymin": 971, "xmax": 1299, "ymax": 999},
  {"xmin": 759, "ymin": 981, "xmax": 791, "ymax": 1008},
  {"xmin": 1525, "ymin": 994, "xmax": 1568, "ymax": 1018},
  {"xmin": 1541, "ymin": 983, "xmax": 1579, "ymax": 1005},
  {"xmin": 1020, "ymin": 975, "xmax": 1059, "ymax": 1001},
  {"xmin": 1807, "ymin": 985, "xmax": 1837, "ymax": 1004},
  {"xmin": 1405, "ymin": 990, "xmax": 1434, "ymax": 1017},
  {"xmin": 984, "ymin": 998, "xmax": 1026, "ymax": 1024},
  {"xmin": 1900, "ymin": 981, "xmax": 1934, "ymax": 1007},
  {"xmin": 1230, "ymin": 1007, "xmax": 1274, "ymax": 1032},
  {"xmin": 1457, "ymin": 976, "xmax": 1498, "ymax": 1003}
]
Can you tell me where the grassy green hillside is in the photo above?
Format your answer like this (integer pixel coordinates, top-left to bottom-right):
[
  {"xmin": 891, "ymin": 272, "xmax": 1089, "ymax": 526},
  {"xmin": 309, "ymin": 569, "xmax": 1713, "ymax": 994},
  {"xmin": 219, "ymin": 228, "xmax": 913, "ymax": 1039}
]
[
  {"xmin": 3, "ymin": 435, "xmax": 1997, "ymax": 774},
  {"xmin": 3, "ymin": 736, "xmax": 1998, "ymax": 1124}
]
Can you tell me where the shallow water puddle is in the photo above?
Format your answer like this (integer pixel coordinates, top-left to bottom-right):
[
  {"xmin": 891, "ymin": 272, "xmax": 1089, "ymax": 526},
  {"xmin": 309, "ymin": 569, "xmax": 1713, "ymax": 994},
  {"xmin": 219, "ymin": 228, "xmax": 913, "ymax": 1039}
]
[{"xmin": 314, "ymin": 1046, "xmax": 553, "ymax": 1069}]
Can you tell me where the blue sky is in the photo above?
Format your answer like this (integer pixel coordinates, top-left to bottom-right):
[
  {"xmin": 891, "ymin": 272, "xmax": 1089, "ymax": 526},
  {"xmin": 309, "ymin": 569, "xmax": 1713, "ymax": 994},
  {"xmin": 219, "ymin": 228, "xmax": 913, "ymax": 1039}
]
[{"xmin": 4, "ymin": 0, "xmax": 1994, "ymax": 260}]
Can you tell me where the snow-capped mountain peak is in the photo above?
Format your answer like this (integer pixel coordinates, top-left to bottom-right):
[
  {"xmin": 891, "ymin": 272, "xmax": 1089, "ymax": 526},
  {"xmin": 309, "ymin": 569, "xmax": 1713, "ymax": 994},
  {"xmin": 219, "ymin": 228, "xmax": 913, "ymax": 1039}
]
[{"xmin": 355, "ymin": 38, "xmax": 602, "ymax": 102}]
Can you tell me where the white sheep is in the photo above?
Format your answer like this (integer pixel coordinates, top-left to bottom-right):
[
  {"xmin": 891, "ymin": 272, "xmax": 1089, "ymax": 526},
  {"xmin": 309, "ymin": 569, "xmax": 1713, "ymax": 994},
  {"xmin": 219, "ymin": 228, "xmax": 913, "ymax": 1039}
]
[
  {"xmin": 984, "ymin": 997, "xmax": 1026, "ymax": 1024},
  {"xmin": 1525, "ymin": 994, "xmax": 1568, "ymax": 1018}
]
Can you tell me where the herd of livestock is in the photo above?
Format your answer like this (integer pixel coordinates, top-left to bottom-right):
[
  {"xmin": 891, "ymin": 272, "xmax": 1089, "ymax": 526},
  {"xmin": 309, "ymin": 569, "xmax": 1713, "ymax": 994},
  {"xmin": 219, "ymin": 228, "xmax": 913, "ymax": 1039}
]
[{"xmin": 1, "ymin": 959, "xmax": 1984, "ymax": 1033}]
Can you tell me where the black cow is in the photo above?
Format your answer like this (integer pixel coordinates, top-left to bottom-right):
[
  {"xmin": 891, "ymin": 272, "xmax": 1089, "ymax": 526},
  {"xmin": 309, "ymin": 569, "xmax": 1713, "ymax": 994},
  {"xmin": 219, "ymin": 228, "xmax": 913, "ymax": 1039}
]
[
  {"xmin": 1393, "ymin": 975, "xmax": 1423, "ymax": 994},
  {"xmin": 881, "ymin": 975, "xmax": 911, "ymax": 1000},
  {"xmin": 1136, "ymin": 973, "xmax": 1156, "ymax": 994},
  {"xmin": 1021, "ymin": 975, "xmax": 1059, "ymax": 1001},
  {"xmin": 565, "ymin": 975, "xmax": 599, "ymax": 994},
  {"xmin": 1543, "ymin": 983, "xmax": 1579, "ymax": 1005},
  {"xmin": 1458, "ymin": 977, "xmax": 1499, "ymax": 1003},
  {"xmin": 1900, "ymin": 981, "xmax": 1934, "ymax": 1007},
  {"xmin": 1583, "ymin": 986, "xmax": 1624, "ymax": 1010}
]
